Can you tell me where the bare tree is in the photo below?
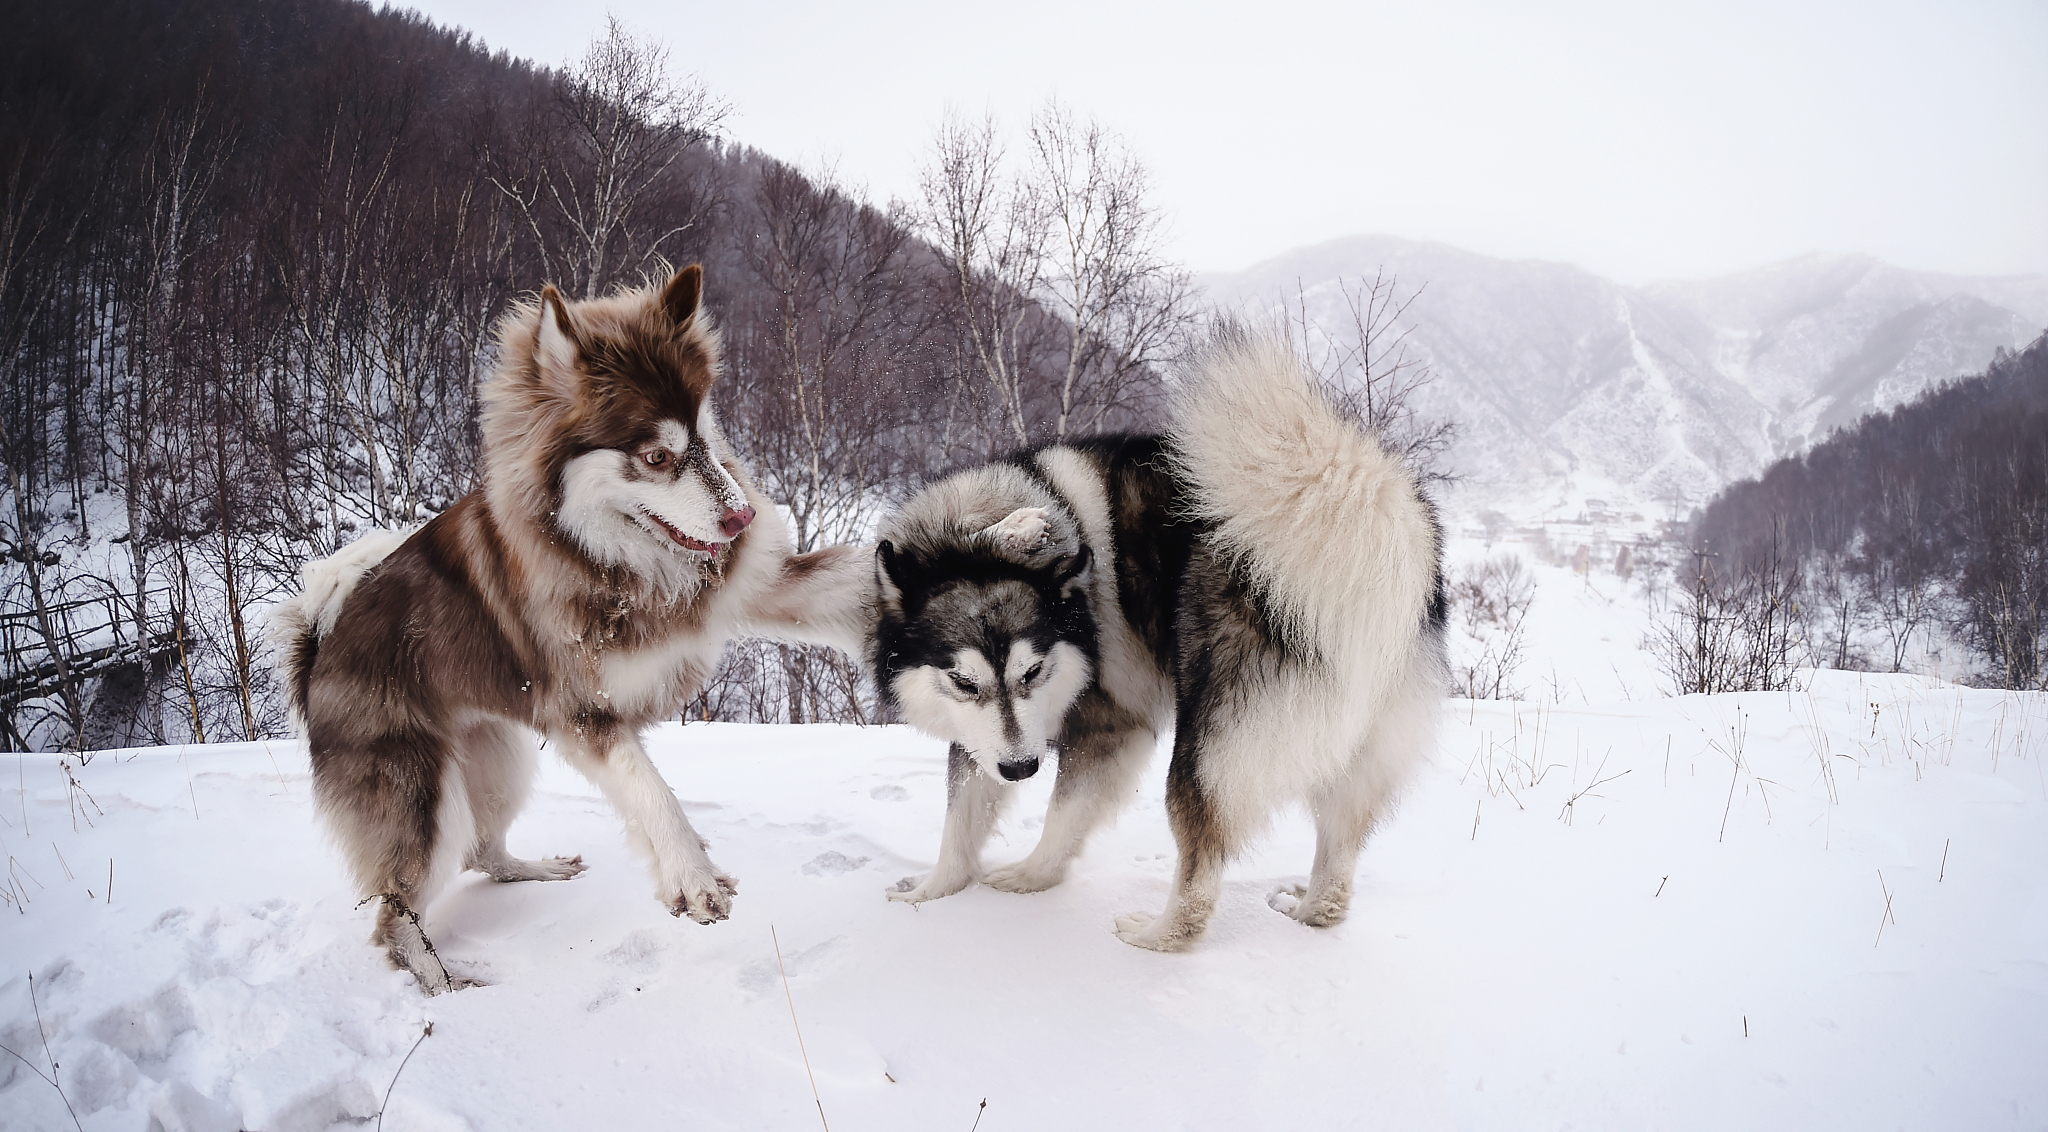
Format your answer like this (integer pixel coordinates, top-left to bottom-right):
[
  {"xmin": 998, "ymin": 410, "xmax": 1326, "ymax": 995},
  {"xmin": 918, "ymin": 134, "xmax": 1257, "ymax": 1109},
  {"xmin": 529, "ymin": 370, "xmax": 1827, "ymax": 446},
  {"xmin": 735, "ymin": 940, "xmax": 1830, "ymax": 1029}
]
[
  {"xmin": 1955, "ymin": 447, "xmax": 2048, "ymax": 689},
  {"xmin": 485, "ymin": 17, "xmax": 724, "ymax": 299},
  {"xmin": 3, "ymin": 465, "xmax": 86, "ymax": 746},
  {"xmin": 918, "ymin": 112, "xmax": 1050, "ymax": 447},
  {"xmin": 0, "ymin": 111, "xmax": 105, "ymax": 750},
  {"xmin": 1028, "ymin": 101, "xmax": 1193, "ymax": 438},
  {"xmin": 1450, "ymin": 554, "xmax": 1534, "ymax": 699},
  {"xmin": 268, "ymin": 74, "xmax": 414, "ymax": 533},
  {"xmin": 1651, "ymin": 530, "xmax": 1806, "ymax": 695},
  {"xmin": 1292, "ymin": 270, "xmax": 1457, "ymax": 483},
  {"xmin": 1807, "ymin": 549, "xmax": 1865, "ymax": 671},
  {"xmin": 733, "ymin": 161, "xmax": 920, "ymax": 549},
  {"xmin": 120, "ymin": 93, "xmax": 234, "ymax": 653},
  {"xmin": 1858, "ymin": 470, "xmax": 1935, "ymax": 673},
  {"xmin": 725, "ymin": 159, "xmax": 929, "ymax": 722}
]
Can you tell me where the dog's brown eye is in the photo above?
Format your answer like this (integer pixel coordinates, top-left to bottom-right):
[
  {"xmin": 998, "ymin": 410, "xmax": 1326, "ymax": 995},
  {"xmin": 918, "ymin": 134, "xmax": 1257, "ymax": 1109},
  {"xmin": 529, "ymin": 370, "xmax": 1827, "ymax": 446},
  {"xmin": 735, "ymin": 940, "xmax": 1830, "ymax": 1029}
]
[
  {"xmin": 949, "ymin": 673, "xmax": 978, "ymax": 696},
  {"xmin": 642, "ymin": 448, "xmax": 670, "ymax": 468},
  {"xmin": 1023, "ymin": 663, "xmax": 1043, "ymax": 685}
]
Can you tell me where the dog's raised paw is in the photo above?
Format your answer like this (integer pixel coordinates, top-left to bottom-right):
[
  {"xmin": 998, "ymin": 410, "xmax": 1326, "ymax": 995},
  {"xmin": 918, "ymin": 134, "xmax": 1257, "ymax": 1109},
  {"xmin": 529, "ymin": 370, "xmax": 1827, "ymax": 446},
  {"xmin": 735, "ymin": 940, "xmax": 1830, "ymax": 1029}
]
[
  {"xmin": 670, "ymin": 873, "xmax": 737, "ymax": 923},
  {"xmin": 981, "ymin": 507, "xmax": 1051, "ymax": 555}
]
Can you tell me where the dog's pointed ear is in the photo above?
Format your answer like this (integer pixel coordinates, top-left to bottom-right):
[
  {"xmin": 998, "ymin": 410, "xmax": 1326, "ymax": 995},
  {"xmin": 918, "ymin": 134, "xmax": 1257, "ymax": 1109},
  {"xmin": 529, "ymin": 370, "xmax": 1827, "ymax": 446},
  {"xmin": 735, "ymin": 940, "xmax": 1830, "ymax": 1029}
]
[
  {"xmin": 660, "ymin": 264, "xmax": 703, "ymax": 331},
  {"xmin": 875, "ymin": 539, "xmax": 907, "ymax": 610},
  {"xmin": 536, "ymin": 285, "xmax": 584, "ymax": 399},
  {"xmin": 1053, "ymin": 545, "xmax": 1092, "ymax": 598}
]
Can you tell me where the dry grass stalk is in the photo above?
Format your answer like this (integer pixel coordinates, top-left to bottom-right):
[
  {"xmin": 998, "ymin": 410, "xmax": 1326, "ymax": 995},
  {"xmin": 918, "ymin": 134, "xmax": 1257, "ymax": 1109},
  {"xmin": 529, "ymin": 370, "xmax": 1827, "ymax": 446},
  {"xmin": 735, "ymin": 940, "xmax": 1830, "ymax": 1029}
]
[
  {"xmin": 773, "ymin": 925, "xmax": 830, "ymax": 1132},
  {"xmin": 0, "ymin": 971, "xmax": 83, "ymax": 1131}
]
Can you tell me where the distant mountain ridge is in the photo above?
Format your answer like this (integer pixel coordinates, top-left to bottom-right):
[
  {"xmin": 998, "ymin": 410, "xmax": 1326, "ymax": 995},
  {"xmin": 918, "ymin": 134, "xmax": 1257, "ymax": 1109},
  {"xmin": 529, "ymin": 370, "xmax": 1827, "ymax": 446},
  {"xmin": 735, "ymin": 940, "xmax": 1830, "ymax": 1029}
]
[{"xmin": 1201, "ymin": 236, "xmax": 2048, "ymax": 522}]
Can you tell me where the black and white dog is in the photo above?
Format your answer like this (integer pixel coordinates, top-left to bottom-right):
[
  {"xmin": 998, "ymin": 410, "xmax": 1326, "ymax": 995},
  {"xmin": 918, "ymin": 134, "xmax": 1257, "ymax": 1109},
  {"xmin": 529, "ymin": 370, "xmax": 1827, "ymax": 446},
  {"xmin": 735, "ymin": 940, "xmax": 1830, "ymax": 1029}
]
[{"xmin": 870, "ymin": 328, "xmax": 1447, "ymax": 950}]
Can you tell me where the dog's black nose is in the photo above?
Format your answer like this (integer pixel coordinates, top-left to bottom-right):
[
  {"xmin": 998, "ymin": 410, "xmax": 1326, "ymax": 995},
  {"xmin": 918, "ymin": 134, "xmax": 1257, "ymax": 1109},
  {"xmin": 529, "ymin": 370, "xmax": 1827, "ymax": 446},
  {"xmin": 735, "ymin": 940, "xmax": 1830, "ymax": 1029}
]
[{"xmin": 997, "ymin": 757, "xmax": 1040, "ymax": 782}]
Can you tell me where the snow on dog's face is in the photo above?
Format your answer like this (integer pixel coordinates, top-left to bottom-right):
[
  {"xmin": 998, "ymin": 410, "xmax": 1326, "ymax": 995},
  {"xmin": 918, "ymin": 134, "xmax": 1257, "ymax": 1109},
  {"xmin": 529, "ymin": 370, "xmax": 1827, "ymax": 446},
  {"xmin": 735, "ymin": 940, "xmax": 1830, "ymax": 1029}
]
[
  {"xmin": 874, "ymin": 509, "xmax": 1096, "ymax": 782},
  {"xmin": 522, "ymin": 267, "xmax": 756, "ymax": 590}
]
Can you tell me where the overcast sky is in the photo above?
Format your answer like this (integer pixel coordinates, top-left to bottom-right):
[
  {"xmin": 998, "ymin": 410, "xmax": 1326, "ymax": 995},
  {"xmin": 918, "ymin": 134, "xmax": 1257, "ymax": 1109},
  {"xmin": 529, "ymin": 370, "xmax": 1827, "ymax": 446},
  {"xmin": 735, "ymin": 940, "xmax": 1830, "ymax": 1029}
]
[{"xmin": 399, "ymin": 0, "xmax": 2047, "ymax": 284}]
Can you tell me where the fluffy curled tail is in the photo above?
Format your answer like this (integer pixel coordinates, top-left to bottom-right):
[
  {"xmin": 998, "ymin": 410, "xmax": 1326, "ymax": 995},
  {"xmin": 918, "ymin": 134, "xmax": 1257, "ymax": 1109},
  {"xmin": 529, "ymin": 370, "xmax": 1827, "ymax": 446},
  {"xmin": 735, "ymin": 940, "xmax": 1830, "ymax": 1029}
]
[
  {"xmin": 1166, "ymin": 328, "xmax": 1444, "ymax": 691},
  {"xmin": 266, "ymin": 528, "xmax": 413, "ymax": 731}
]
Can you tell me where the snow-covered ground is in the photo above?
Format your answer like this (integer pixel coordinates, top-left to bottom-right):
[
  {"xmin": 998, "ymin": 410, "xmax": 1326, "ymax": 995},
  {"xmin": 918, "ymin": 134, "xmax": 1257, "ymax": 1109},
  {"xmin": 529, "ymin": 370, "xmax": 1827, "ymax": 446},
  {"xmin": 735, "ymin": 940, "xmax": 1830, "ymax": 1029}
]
[
  {"xmin": 1449, "ymin": 539, "xmax": 1665, "ymax": 705},
  {"xmin": 3, "ymin": 669, "xmax": 2043, "ymax": 1131}
]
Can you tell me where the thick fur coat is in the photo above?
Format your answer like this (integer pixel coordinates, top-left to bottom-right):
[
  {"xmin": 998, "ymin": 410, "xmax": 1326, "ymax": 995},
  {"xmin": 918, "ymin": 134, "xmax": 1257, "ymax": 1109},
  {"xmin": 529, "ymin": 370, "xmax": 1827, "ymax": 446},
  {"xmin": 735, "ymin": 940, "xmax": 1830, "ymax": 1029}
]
[
  {"xmin": 270, "ymin": 267, "xmax": 870, "ymax": 992},
  {"xmin": 871, "ymin": 328, "xmax": 1447, "ymax": 950}
]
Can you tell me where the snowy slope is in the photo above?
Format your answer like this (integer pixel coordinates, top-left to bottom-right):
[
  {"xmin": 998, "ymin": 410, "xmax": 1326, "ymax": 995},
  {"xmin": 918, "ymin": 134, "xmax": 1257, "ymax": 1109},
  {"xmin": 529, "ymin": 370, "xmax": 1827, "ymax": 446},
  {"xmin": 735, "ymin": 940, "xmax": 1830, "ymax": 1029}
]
[
  {"xmin": 1203, "ymin": 236, "xmax": 2048, "ymax": 522},
  {"xmin": 1644, "ymin": 253, "xmax": 2048, "ymax": 441},
  {"xmin": 3, "ymin": 677, "xmax": 2044, "ymax": 1131}
]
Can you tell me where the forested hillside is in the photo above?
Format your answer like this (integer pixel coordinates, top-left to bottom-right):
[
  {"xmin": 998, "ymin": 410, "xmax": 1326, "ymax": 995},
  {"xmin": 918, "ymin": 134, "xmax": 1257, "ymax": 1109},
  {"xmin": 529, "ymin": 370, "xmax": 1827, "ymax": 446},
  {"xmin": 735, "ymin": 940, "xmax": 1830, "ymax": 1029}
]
[
  {"xmin": 0, "ymin": 0, "xmax": 1190, "ymax": 749},
  {"xmin": 1685, "ymin": 332, "xmax": 2048, "ymax": 688}
]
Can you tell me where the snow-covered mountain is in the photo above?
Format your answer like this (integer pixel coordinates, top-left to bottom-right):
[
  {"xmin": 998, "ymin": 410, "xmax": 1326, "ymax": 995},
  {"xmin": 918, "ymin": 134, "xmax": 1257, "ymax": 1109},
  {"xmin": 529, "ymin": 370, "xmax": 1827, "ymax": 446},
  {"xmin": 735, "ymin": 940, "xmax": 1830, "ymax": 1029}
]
[{"xmin": 1202, "ymin": 236, "xmax": 2048, "ymax": 524}]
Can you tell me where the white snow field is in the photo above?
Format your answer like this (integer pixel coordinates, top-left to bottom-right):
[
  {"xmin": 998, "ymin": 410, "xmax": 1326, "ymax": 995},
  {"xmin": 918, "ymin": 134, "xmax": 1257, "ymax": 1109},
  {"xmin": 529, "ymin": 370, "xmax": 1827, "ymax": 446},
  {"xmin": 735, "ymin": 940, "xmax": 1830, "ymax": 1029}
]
[{"xmin": 2, "ymin": 675, "xmax": 2044, "ymax": 1131}]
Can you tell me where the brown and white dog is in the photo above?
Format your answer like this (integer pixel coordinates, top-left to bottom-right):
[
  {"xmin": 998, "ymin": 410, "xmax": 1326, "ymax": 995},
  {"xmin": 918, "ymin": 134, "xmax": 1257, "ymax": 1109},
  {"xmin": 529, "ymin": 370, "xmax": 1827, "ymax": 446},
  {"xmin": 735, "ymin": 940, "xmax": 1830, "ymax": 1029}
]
[{"xmin": 270, "ymin": 266, "xmax": 869, "ymax": 993}]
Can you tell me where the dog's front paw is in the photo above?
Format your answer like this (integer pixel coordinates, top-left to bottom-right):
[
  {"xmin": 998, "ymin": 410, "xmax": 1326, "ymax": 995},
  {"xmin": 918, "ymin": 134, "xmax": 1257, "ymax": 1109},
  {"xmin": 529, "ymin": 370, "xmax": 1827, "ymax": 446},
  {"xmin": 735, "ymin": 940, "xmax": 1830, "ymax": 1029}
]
[
  {"xmin": 1112, "ymin": 910, "xmax": 1193, "ymax": 952},
  {"xmin": 982, "ymin": 507, "xmax": 1052, "ymax": 555},
  {"xmin": 982, "ymin": 859, "xmax": 1065, "ymax": 894},
  {"xmin": 885, "ymin": 871, "xmax": 970, "ymax": 904},
  {"xmin": 668, "ymin": 871, "xmax": 739, "ymax": 924},
  {"xmin": 1111, "ymin": 910, "xmax": 1159, "ymax": 947}
]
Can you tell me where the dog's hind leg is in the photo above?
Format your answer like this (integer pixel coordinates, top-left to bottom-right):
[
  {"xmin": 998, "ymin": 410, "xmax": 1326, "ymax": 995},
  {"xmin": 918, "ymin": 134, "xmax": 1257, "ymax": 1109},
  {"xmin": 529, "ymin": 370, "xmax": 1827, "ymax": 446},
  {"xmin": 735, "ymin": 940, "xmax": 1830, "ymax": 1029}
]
[
  {"xmin": 461, "ymin": 721, "xmax": 585, "ymax": 883},
  {"xmin": 889, "ymin": 743, "xmax": 1010, "ymax": 903},
  {"xmin": 1114, "ymin": 725, "xmax": 1231, "ymax": 952},
  {"xmin": 372, "ymin": 894, "xmax": 468, "ymax": 995},
  {"xmin": 1268, "ymin": 751, "xmax": 1388, "ymax": 929},
  {"xmin": 986, "ymin": 713, "xmax": 1155, "ymax": 894},
  {"xmin": 320, "ymin": 728, "xmax": 473, "ymax": 994},
  {"xmin": 1273, "ymin": 653, "xmax": 1437, "ymax": 927}
]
